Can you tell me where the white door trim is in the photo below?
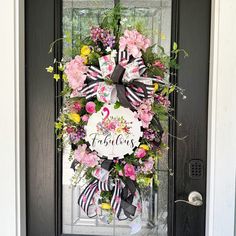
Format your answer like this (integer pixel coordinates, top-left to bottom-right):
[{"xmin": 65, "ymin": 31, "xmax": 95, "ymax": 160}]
[
  {"xmin": 0, "ymin": 0, "xmax": 26, "ymax": 235},
  {"xmin": 206, "ymin": 0, "xmax": 236, "ymax": 235}
]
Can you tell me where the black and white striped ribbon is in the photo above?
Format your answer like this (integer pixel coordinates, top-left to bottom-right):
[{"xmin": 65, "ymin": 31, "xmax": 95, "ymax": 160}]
[
  {"xmin": 80, "ymin": 50, "xmax": 155, "ymax": 107},
  {"xmin": 110, "ymin": 179, "xmax": 125, "ymax": 220},
  {"xmin": 78, "ymin": 179, "xmax": 112, "ymax": 218},
  {"xmin": 78, "ymin": 177, "xmax": 137, "ymax": 220},
  {"xmin": 78, "ymin": 180, "xmax": 98, "ymax": 218}
]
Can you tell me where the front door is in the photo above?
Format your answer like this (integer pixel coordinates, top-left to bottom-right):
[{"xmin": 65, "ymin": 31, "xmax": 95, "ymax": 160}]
[{"xmin": 25, "ymin": 0, "xmax": 211, "ymax": 235}]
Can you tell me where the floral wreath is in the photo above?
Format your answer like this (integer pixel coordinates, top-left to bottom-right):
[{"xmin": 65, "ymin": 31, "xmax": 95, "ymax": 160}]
[{"xmin": 46, "ymin": 6, "xmax": 186, "ymax": 233}]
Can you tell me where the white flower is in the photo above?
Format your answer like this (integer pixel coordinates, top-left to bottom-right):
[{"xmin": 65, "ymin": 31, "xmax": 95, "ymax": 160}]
[
  {"xmin": 105, "ymin": 47, "xmax": 112, "ymax": 52},
  {"xmin": 110, "ymin": 50, "xmax": 117, "ymax": 58},
  {"xmin": 120, "ymin": 18, "xmax": 128, "ymax": 25}
]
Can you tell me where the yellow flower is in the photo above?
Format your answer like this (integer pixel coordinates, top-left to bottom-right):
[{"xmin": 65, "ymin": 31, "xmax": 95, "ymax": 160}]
[
  {"xmin": 46, "ymin": 66, "xmax": 53, "ymax": 73},
  {"xmin": 81, "ymin": 45, "xmax": 91, "ymax": 56},
  {"xmin": 139, "ymin": 144, "xmax": 149, "ymax": 151},
  {"xmin": 68, "ymin": 113, "xmax": 81, "ymax": 123},
  {"xmin": 62, "ymin": 73, "xmax": 68, "ymax": 82},
  {"xmin": 53, "ymin": 74, "xmax": 60, "ymax": 81},
  {"xmin": 81, "ymin": 55, "xmax": 88, "ymax": 64},
  {"xmin": 58, "ymin": 63, "xmax": 65, "ymax": 71},
  {"xmin": 116, "ymin": 128, "xmax": 122, "ymax": 133},
  {"xmin": 154, "ymin": 83, "xmax": 159, "ymax": 92},
  {"xmin": 101, "ymin": 203, "xmax": 112, "ymax": 210}
]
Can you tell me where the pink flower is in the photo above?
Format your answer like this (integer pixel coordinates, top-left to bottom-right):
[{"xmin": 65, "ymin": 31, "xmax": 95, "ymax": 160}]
[
  {"xmin": 137, "ymin": 202, "xmax": 142, "ymax": 212},
  {"xmin": 141, "ymin": 157, "xmax": 154, "ymax": 173},
  {"xmin": 153, "ymin": 60, "xmax": 165, "ymax": 70},
  {"xmin": 74, "ymin": 144, "xmax": 99, "ymax": 168},
  {"xmin": 136, "ymin": 99, "xmax": 154, "ymax": 128},
  {"xmin": 135, "ymin": 148, "xmax": 147, "ymax": 158},
  {"xmin": 85, "ymin": 101, "xmax": 96, "ymax": 114},
  {"xmin": 82, "ymin": 114, "xmax": 89, "ymax": 122},
  {"xmin": 66, "ymin": 127, "xmax": 75, "ymax": 134},
  {"xmin": 72, "ymin": 102, "xmax": 82, "ymax": 112},
  {"xmin": 83, "ymin": 152, "xmax": 99, "ymax": 167},
  {"xmin": 82, "ymin": 195, "xmax": 87, "ymax": 203},
  {"xmin": 107, "ymin": 121, "xmax": 117, "ymax": 131},
  {"xmin": 65, "ymin": 56, "xmax": 87, "ymax": 91},
  {"xmin": 74, "ymin": 144, "xmax": 87, "ymax": 162},
  {"xmin": 155, "ymin": 94, "xmax": 171, "ymax": 107},
  {"xmin": 124, "ymin": 164, "xmax": 136, "ymax": 180},
  {"xmin": 119, "ymin": 30, "xmax": 151, "ymax": 58}
]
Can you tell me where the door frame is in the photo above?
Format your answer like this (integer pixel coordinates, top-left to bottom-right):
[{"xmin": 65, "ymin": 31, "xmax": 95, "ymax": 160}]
[
  {"xmin": 24, "ymin": 0, "xmax": 211, "ymax": 235},
  {"xmin": 5, "ymin": 0, "xmax": 235, "ymax": 236},
  {"xmin": 6, "ymin": 0, "xmax": 233, "ymax": 235}
]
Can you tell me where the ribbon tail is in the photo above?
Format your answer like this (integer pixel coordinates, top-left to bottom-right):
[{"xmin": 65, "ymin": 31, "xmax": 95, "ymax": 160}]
[
  {"xmin": 78, "ymin": 180, "xmax": 98, "ymax": 218},
  {"xmin": 116, "ymin": 84, "xmax": 135, "ymax": 110}
]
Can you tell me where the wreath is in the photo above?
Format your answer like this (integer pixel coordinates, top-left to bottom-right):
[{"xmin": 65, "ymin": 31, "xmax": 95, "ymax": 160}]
[{"xmin": 46, "ymin": 6, "xmax": 186, "ymax": 233}]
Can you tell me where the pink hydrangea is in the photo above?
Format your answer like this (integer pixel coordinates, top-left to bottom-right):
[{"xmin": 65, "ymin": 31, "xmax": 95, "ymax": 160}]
[
  {"xmin": 124, "ymin": 164, "xmax": 136, "ymax": 180},
  {"xmin": 75, "ymin": 144, "xmax": 87, "ymax": 162},
  {"xmin": 119, "ymin": 30, "xmax": 151, "ymax": 58},
  {"xmin": 65, "ymin": 56, "xmax": 87, "ymax": 91},
  {"xmin": 84, "ymin": 152, "xmax": 99, "ymax": 167},
  {"xmin": 74, "ymin": 144, "xmax": 99, "ymax": 168},
  {"xmin": 82, "ymin": 114, "xmax": 89, "ymax": 122},
  {"xmin": 141, "ymin": 157, "xmax": 154, "ymax": 173},
  {"xmin": 85, "ymin": 101, "xmax": 96, "ymax": 114},
  {"xmin": 135, "ymin": 148, "xmax": 147, "ymax": 158},
  {"xmin": 136, "ymin": 99, "xmax": 154, "ymax": 128}
]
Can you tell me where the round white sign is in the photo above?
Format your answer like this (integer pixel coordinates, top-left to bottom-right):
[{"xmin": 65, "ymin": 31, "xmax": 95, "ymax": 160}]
[{"xmin": 85, "ymin": 105, "xmax": 142, "ymax": 159}]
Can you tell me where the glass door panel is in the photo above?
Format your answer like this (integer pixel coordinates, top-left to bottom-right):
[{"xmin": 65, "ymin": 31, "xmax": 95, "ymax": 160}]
[{"xmin": 62, "ymin": 1, "xmax": 172, "ymax": 235}]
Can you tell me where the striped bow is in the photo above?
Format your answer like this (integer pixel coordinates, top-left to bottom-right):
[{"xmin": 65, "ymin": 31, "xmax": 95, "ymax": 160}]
[
  {"xmin": 78, "ymin": 177, "xmax": 139, "ymax": 220},
  {"xmin": 80, "ymin": 50, "xmax": 155, "ymax": 109}
]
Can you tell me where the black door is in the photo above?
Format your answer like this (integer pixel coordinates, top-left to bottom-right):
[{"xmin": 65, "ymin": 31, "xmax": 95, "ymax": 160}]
[{"xmin": 25, "ymin": 0, "xmax": 211, "ymax": 235}]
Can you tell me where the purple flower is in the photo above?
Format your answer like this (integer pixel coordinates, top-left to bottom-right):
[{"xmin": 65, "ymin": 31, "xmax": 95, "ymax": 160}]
[
  {"xmin": 69, "ymin": 126, "xmax": 86, "ymax": 143},
  {"xmin": 155, "ymin": 94, "xmax": 170, "ymax": 107},
  {"xmin": 141, "ymin": 157, "xmax": 154, "ymax": 173},
  {"xmin": 90, "ymin": 27, "xmax": 115, "ymax": 48},
  {"xmin": 143, "ymin": 129, "xmax": 157, "ymax": 141}
]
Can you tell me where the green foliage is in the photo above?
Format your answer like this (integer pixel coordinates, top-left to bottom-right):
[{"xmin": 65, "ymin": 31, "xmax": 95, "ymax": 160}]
[
  {"xmin": 95, "ymin": 100, "xmax": 104, "ymax": 112},
  {"xmin": 152, "ymin": 103, "xmax": 168, "ymax": 122},
  {"xmin": 85, "ymin": 167, "xmax": 95, "ymax": 180},
  {"xmin": 100, "ymin": 191, "xmax": 112, "ymax": 202},
  {"xmin": 114, "ymin": 101, "xmax": 121, "ymax": 109},
  {"xmin": 100, "ymin": 4, "xmax": 122, "ymax": 39}
]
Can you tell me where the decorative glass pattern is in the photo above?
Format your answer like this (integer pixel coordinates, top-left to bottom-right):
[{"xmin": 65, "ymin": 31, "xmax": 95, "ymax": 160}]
[{"xmin": 62, "ymin": 1, "xmax": 172, "ymax": 235}]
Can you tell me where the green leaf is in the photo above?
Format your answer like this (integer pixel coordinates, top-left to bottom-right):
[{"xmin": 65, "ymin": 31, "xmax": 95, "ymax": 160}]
[
  {"xmin": 169, "ymin": 85, "xmax": 176, "ymax": 94},
  {"xmin": 95, "ymin": 100, "xmax": 104, "ymax": 112},
  {"xmin": 114, "ymin": 101, "xmax": 121, "ymax": 109},
  {"xmin": 173, "ymin": 42, "xmax": 178, "ymax": 51},
  {"xmin": 114, "ymin": 163, "xmax": 123, "ymax": 172},
  {"xmin": 161, "ymin": 86, "xmax": 169, "ymax": 96}
]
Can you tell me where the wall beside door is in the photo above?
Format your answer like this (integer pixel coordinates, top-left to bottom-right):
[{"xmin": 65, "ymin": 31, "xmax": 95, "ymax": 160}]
[
  {"xmin": 207, "ymin": 0, "xmax": 236, "ymax": 235},
  {"xmin": 0, "ymin": 0, "xmax": 235, "ymax": 236},
  {"xmin": 0, "ymin": 0, "xmax": 25, "ymax": 236}
]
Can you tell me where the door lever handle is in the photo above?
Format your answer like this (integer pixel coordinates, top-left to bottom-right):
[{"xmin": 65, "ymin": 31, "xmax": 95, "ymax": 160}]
[{"xmin": 175, "ymin": 191, "xmax": 203, "ymax": 207}]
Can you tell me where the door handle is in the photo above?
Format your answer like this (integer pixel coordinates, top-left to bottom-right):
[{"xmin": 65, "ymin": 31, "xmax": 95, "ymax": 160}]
[{"xmin": 175, "ymin": 191, "xmax": 203, "ymax": 207}]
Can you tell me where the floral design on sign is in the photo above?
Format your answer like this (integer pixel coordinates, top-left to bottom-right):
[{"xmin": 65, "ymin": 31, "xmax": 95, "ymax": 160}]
[{"xmin": 85, "ymin": 105, "xmax": 142, "ymax": 159}]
